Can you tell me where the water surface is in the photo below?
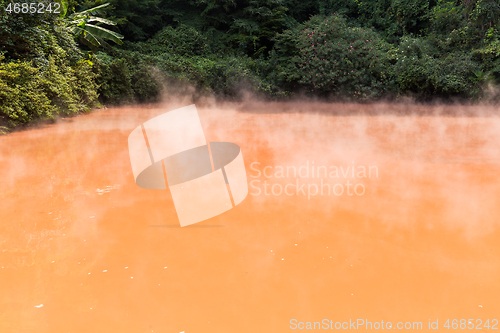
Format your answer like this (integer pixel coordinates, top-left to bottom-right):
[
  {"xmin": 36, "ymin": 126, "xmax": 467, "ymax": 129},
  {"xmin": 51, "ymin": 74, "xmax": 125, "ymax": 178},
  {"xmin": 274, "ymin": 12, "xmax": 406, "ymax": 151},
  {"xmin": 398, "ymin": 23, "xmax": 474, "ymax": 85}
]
[{"xmin": 1, "ymin": 101, "xmax": 499, "ymax": 332}]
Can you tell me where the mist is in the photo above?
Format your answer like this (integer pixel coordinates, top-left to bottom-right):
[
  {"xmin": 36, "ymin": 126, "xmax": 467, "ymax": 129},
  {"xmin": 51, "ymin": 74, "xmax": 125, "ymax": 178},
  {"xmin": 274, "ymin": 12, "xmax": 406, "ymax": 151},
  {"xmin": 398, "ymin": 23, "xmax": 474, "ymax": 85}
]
[{"xmin": 1, "ymin": 94, "xmax": 500, "ymax": 331}]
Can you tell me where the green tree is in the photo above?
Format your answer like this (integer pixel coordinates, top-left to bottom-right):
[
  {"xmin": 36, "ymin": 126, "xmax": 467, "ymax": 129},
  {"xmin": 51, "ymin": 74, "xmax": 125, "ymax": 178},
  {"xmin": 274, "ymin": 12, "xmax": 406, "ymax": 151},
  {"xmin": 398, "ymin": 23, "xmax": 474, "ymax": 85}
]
[{"xmin": 290, "ymin": 14, "xmax": 393, "ymax": 98}]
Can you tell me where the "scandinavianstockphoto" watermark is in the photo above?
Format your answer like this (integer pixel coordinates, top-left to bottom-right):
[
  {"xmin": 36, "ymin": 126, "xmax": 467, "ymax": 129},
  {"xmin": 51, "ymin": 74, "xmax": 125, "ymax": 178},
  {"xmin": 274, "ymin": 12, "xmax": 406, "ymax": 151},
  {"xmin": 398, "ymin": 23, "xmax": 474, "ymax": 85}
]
[{"xmin": 249, "ymin": 161, "xmax": 379, "ymax": 199}]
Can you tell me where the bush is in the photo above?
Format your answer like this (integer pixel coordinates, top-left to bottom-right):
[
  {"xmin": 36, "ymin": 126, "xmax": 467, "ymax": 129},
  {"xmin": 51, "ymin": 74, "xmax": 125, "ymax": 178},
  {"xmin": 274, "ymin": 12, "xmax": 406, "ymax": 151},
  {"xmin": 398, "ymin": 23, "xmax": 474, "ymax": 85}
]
[
  {"xmin": 0, "ymin": 53, "xmax": 98, "ymax": 128},
  {"xmin": 291, "ymin": 14, "xmax": 394, "ymax": 99},
  {"xmin": 0, "ymin": 58, "xmax": 54, "ymax": 126},
  {"xmin": 94, "ymin": 52, "xmax": 134, "ymax": 104},
  {"xmin": 0, "ymin": 7, "xmax": 99, "ymax": 130},
  {"xmin": 148, "ymin": 25, "xmax": 210, "ymax": 57},
  {"xmin": 391, "ymin": 37, "xmax": 480, "ymax": 97}
]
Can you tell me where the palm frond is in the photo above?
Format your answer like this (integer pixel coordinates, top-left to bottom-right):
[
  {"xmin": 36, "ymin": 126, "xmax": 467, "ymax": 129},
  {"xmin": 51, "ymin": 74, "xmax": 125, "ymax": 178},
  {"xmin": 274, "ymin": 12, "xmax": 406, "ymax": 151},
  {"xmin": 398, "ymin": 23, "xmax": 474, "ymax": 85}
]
[
  {"xmin": 69, "ymin": 3, "xmax": 110, "ymax": 17},
  {"xmin": 84, "ymin": 24, "xmax": 124, "ymax": 45}
]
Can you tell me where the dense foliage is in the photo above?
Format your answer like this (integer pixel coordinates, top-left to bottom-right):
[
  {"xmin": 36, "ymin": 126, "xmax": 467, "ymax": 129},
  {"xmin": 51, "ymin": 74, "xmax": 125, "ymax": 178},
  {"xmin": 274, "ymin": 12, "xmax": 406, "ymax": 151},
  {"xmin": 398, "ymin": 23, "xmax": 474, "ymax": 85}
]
[
  {"xmin": 2, "ymin": 0, "xmax": 500, "ymax": 130},
  {"xmin": 0, "ymin": 0, "xmax": 98, "ymax": 131}
]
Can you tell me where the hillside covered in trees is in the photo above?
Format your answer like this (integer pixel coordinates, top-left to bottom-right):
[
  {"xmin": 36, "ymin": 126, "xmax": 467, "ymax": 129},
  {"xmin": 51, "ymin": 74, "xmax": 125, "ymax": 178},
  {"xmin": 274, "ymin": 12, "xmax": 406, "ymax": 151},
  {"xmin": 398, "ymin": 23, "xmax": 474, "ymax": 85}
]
[{"xmin": 1, "ymin": 0, "xmax": 500, "ymax": 130}]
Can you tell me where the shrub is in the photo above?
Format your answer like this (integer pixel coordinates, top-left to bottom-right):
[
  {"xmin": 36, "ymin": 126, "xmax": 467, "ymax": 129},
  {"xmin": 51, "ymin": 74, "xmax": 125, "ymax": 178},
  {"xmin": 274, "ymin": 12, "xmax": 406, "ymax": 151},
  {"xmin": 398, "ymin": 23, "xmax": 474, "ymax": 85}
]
[
  {"xmin": 391, "ymin": 37, "xmax": 481, "ymax": 97},
  {"xmin": 0, "ymin": 57, "xmax": 54, "ymax": 126},
  {"xmin": 148, "ymin": 25, "xmax": 210, "ymax": 57},
  {"xmin": 94, "ymin": 52, "xmax": 134, "ymax": 104},
  {"xmin": 293, "ymin": 14, "xmax": 394, "ymax": 99},
  {"xmin": 0, "ymin": 52, "xmax": 98, "ymax": 128}
]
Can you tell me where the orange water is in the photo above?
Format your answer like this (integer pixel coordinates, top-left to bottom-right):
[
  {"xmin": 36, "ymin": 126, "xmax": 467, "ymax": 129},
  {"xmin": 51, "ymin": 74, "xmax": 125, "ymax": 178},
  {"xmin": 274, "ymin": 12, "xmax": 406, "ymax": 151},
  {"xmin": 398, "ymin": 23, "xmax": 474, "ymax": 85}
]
[{"xmin": 1, "ymin": 101, "xmax": 499, "ymax": 332}]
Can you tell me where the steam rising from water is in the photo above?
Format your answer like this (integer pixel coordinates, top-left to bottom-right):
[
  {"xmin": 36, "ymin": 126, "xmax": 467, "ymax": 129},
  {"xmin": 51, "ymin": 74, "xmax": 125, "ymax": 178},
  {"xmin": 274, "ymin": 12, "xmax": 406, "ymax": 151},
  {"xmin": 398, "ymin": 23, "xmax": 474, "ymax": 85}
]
[{"xmin": 1, "ymin": 95, "xmax": 500, "ymax": 331}]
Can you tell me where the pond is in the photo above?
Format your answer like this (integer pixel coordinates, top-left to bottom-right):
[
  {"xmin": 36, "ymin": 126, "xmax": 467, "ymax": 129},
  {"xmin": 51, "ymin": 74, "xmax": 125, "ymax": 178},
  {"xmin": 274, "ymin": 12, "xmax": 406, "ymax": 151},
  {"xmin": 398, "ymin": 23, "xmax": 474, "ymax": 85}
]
[{"xmin": 1, "ymin": 100, "xmax": 499, "ymax": 332}]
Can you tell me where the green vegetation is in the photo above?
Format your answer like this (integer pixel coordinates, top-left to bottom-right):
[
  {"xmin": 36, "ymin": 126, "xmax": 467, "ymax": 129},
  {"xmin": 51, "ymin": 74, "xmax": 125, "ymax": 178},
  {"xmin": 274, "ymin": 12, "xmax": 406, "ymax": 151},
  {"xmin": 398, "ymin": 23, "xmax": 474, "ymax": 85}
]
[
  {"xmin": 66, "ymin": 3, "xmax": 124, "ymax": 50},
  {"xmin": 1, "ymin": 0, "xmax": 500, "ymax": 130},
  {"xmin": 0, "ymin": 0, "xmax": 104, "ymax": 129}
]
